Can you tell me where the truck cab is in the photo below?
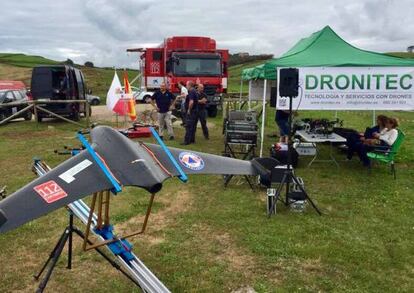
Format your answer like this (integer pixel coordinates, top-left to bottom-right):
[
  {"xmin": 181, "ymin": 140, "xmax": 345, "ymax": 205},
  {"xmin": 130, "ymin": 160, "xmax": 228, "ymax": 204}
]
[{"xmin": 128, "ymin": 36, "xmax": 228, "ymax": 117}]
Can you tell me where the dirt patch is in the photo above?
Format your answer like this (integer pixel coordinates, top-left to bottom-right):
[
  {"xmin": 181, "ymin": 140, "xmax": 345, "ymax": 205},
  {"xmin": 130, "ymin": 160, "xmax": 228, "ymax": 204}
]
[
  {"xmin": 116, "ymin": 189, "xmax": 192, "ymax": 245},
  {"xmin": 91, "ymin": 105, "xmax": 215, "ymax": 128},
  {"xmin": 189, "ymin": 224, "xmax": 284, "ymax": 288}
]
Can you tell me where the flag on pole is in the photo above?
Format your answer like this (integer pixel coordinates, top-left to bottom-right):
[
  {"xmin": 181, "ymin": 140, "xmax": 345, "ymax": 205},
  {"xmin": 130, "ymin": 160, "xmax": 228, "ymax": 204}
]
[
  {"xmin": 123, "ymin": 70, "xmax": 137, "ymax": 121},
  {"xmin": 106, "ymin": 72, "xmax": 128, "ymax": 115}
]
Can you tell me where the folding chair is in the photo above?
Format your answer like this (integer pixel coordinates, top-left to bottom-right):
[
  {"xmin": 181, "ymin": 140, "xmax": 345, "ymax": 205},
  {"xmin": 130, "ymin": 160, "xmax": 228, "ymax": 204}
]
[{"xmin": 367, "ymin": 130, "xmax": 405, "ymax": 179}]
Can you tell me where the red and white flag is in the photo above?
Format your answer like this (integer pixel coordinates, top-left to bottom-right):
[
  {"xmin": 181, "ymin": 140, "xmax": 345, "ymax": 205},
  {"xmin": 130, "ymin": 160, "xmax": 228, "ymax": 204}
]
[{"xmin": 106, "ymin": 72, "xmax": 127, "ymax": 115}]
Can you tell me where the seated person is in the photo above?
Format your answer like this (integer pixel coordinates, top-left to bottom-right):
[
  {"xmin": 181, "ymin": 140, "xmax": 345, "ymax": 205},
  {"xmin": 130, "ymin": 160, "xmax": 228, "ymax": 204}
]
[
  {"xmin": 349, "ymin": 117, "xmax": 399, "ymax": 167},
  {"xmin": 346, "ymin": 115, "xmax": 388, "ymax": 156},
  {"xmin": 362, "ymin": 115, "xmax": 388, "ymax": 139}
]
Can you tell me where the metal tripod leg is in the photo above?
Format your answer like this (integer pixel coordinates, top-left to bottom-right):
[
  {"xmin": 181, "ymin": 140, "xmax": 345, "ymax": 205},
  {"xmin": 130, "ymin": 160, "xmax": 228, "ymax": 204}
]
[
  {"xmin": 267, "ymin": 172, "xmax": 288, "ymax": 217},
  {"xmin": 34, "ymin": 227, "xmax": 71, "ymax": 293}
]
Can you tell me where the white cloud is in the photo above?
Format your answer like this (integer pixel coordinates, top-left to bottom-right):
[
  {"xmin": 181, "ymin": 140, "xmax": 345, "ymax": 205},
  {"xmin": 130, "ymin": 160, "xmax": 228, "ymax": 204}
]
[{"xmin": 0, "ymin": 0, "xmax": 412, "ymax": 68}]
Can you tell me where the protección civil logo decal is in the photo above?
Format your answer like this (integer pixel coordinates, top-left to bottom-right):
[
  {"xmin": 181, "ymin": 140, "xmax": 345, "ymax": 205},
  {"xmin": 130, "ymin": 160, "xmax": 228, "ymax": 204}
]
[{"xmin": 178, "ymin": 152, "xmax": 205, "ymax": 171}]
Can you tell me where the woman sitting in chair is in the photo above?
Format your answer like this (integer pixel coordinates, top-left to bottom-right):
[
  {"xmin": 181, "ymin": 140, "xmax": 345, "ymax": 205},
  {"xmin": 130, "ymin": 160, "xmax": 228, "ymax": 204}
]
[
  {"xmin": 349, "ymin": 117, "xmax": 399, "ymax": 167},
  {"xmin": 346, "ymin": 115, "xmax": 388, "ymax": 159}
]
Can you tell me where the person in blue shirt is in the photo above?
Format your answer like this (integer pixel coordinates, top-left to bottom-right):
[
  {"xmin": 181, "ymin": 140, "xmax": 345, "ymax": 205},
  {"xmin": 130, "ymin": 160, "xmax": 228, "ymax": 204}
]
[{"xmin": 150, "ymin": 82, "xmax": 175, "ymax": 140}]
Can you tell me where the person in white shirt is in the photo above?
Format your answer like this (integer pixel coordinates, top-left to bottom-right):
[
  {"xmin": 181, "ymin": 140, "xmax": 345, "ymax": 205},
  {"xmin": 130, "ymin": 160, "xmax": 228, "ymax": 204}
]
[
  {"xmin": 177, "ymin": 81, "xmax": 188, "ymax": 126},
  {"xmin": 357, "ymin": 117, "xmax": 399, "ymax": 167}
]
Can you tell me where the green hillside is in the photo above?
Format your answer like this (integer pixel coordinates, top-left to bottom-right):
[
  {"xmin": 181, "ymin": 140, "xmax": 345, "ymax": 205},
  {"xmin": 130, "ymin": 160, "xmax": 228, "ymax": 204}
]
[
  {"xmin": 0, "ymin": 53, "xmax": 60, "ymax": 67},
  {"xmin": 227, "ymin": 59, "xmax": 271, "ymax": 93}
]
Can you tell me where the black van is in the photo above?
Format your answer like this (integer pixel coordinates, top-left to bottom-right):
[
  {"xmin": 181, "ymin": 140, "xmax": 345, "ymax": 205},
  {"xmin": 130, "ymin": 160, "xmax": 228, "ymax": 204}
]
[{"xmin": 31, "ymin": 65, "xmax": 90, "ymax": 122}]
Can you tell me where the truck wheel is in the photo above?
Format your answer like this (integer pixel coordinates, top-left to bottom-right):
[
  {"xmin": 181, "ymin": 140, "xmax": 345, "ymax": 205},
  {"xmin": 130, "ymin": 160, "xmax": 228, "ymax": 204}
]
[
  {"xmin": 24, "ymin": 110, "xmax": 33, "ymax": 121},
  {"xmin": 207, "ymin": 106, "xmax": 218, "ymax": 117}
]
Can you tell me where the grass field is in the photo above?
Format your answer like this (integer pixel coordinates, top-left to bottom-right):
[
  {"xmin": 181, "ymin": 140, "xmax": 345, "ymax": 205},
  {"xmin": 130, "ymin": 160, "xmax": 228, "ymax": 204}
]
[{"xmin": 0, "ymin": 107, "xmax": 413, "ymax": 292}]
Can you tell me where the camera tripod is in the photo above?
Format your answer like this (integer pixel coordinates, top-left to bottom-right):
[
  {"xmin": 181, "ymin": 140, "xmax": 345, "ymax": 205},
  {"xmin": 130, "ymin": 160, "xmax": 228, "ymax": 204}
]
[{"xmin": 268, "ymin": 94, "xmax": 321, "ymax": 216}]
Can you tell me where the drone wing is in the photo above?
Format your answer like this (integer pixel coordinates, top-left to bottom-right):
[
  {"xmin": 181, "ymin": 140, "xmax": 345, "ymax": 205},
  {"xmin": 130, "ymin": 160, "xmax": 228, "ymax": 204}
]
[
  {"xmin": 0, "ymin": 126, "xmax": 170, "ymax": 234},
  {"xmin": 0, "ymin": 150, "xmax": 113, "ymax": 234},
  {"xmin": 143, "ymin": 143, "xmax": 275, "ymax": 177}
]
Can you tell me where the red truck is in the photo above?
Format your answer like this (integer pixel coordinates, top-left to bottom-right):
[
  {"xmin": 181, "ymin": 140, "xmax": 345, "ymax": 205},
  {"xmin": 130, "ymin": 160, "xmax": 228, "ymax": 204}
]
[{"xmin": 128, "ymin": 36, "xmax": 229, "ymax": 117}]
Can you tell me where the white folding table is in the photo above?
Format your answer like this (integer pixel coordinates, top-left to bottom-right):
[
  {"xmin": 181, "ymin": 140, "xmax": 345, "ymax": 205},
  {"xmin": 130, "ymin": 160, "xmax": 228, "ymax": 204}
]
[{"xmin": 295, "ymin": 130, "xmax": 347, "ymax": 167}]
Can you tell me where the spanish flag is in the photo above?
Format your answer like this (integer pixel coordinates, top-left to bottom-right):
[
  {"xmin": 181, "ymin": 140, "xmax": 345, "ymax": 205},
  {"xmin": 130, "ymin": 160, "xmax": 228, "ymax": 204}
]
[{"xmin": 123, "ymin": 70, "xmax": 136, "ymax": 121}]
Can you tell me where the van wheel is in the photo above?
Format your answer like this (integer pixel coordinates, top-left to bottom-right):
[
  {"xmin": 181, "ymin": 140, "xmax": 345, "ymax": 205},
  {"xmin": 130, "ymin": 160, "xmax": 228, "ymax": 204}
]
[
  {"xmin": 37, "ymin": 115, "xmax": 42, "ymax": 123},
  {"xmin": 0, "ymin": 113, "xmax": 5, "ymax": 122},
  {"xmin": 24, "ymin": 110, "xmax": 33, "ymax": 121}
]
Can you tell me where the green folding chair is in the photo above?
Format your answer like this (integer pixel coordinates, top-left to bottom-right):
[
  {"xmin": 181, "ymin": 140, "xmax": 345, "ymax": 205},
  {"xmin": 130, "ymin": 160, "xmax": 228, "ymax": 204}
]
[{"xmin": 367, "ymin": 130, "xmax": 405, "ymax": 179}]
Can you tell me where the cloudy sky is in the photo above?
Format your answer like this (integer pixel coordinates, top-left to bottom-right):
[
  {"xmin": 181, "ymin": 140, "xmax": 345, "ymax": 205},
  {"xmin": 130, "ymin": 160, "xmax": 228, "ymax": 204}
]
[{"xmin": 1, "ymin": 0, "xmax": 413, "ymax": 69}]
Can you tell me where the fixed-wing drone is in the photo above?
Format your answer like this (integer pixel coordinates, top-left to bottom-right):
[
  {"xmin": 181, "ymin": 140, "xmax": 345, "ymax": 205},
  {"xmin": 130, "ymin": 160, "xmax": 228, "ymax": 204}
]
[{"xmin": 0, "ymin": 125, "xmax": 275, "ymax": 234}]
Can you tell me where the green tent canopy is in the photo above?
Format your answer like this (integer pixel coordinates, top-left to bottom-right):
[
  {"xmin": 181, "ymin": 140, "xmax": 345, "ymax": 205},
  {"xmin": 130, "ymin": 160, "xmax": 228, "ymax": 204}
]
[{"xmin": 242, "ymin": 25, "xmax": 414, "ymax": 80}]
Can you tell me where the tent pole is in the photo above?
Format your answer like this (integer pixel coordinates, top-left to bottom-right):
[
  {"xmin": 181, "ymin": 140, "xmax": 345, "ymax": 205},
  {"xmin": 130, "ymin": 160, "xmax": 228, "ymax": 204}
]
[
  {"xmin": 372, "ymin": 110, "xmax": 376, "ymax": 126},
  {"xmin": 259, "ymin": 79, "xmax": 267, "ymax": 157},
  {"xmin": 239, "ymin": 79, "xmax": 243, "ymax": 110},
  {"xmin": 248, "ymin": 80, "xmax": 252, "ymax": 110}
]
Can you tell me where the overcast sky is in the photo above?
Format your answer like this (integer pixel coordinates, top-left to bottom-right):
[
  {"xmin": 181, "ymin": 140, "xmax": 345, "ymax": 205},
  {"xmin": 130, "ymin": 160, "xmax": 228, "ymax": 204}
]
[{"xmin": 1, "ymin": 0, "xmax": 413, "ymax": 69}]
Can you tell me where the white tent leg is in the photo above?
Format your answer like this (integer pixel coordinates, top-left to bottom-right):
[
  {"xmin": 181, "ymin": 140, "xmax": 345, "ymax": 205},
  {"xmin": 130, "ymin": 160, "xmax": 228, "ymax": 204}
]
[
  {"xmin": 259, "ymin": 79, "xmax": 267, "ymax": 157},
  {"xmin": 239, "ymin": 79, "xmax": 243, "ymax": 110},
  {"xmin": 372, "ymin": 110, "xmax": 376, "ymax": 126},
  {"xmin": 248, "ymin": 80, "xmax": 252, "ymax": 110}
]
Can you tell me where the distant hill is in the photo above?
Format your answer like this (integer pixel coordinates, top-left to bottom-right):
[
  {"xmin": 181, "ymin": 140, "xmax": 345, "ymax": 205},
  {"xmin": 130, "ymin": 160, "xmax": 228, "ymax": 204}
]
[
  {"xmin": 228, "ymin": 53, "xmax": 273, "ymax": 67},
  {"xmin": 227, "ymin": 59, "xmax": 271, "ymax": 93},
  {"xmin": 0, "ymin": 53, "xmax": 139, "ymax": 99},
  {"xmin": 0, "ymin": 53, "xmax": 60, "ymax": 67}
]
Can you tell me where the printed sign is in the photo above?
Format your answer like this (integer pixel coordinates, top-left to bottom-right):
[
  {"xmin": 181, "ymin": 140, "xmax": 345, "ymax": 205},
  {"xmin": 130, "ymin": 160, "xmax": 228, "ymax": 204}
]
[
  {"xmin": 277, "ymin": 67, "xmax": 414, "ymax": 110},
  {"xmin": 179, "ymin": 152, "xmax": 205, "ymax": 171},
  {"xmin": 34, "ymin": 180, "xmax": 68, "ymax": 204}
]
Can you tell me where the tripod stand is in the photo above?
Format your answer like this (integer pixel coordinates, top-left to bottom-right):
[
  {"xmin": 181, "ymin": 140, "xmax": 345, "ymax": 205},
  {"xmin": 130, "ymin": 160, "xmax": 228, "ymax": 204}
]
[
  {"xmin": 268, "ymin": 95, "xmax": 322, "ymax": 216},
  {"xmin": 33, "ymin": 212, "xmax": 141, "ymax": 293}
]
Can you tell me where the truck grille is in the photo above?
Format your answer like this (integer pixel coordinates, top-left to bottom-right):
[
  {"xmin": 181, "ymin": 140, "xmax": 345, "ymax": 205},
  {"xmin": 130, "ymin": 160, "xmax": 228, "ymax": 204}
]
[{"xmin": 204, "ymin": 85, "xmax": 218, "ymax": 96}]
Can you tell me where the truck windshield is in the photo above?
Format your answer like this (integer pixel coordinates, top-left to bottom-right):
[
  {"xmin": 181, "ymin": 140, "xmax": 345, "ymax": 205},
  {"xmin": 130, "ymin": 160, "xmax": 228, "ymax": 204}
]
[{"xmin": 173, "ymin": 57, "xmax": 221, "ymax": 77}]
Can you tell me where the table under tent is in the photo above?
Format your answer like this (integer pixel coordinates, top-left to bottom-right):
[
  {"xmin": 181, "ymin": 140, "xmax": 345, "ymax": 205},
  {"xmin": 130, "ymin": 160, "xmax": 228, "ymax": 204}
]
[{"xmin": 241, "ymin": 25, "xmax": 414, "ymax": 157}]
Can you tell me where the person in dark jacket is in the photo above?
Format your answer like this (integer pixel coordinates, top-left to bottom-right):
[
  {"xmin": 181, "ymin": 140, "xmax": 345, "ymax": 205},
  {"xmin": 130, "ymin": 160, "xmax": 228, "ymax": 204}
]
[
  {"xmin": 182, "ymin": 81, "xmax": 198, "ymax": 145},
  {"xmin": 195, "ymin": 83, "xmax": 209, "ymax": 140}
]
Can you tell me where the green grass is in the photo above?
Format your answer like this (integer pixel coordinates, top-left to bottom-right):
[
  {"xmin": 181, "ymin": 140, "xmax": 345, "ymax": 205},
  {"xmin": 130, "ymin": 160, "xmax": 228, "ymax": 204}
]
[{"xmin": 0, "ymin": 108, "xmax": 413, "ymax": 292}]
